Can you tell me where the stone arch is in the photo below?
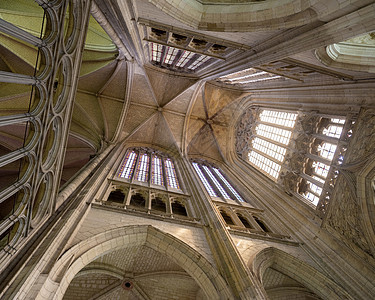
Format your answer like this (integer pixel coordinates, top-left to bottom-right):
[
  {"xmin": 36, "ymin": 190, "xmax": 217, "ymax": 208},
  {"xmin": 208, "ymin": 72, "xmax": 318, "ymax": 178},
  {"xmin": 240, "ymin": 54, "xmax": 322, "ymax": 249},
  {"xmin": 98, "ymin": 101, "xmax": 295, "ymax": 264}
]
[
  {"xmin": 250, "ymin": 247, "xmax": 353, "ymax": 300},
  {"xmin": 36, "ymin": 225, "xmax": 232, "ymax": 300}
]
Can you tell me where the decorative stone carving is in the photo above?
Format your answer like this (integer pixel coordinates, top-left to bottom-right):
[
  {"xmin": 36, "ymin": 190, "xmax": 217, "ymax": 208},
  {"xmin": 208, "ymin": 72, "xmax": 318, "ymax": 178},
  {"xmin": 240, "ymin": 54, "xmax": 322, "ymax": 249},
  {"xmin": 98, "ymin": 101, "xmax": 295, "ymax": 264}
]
[
  {"xmin": 169, "ymin": 33, "xmax": 188, "ymax": 46},
  {"xmin": 208, "ymin": 44, "xmax": 227, "ymax": 55},
  {"xmin": 278, "ymin": 171, "xmax": 299, "ymax": 193},
  {"xmin": 294, "ymin": 112, "xmax": 320, "ymax": 135},
  {"xmin": 325, "ymin": 176, "xmax": 373, "ymax": 258},
  {"xmin": 235, "ymin": 108, "xmax": 258, "ymax": 159},
  {"xmin": 345, "ymin": 109, "xmax": 375, "ymax": 165},
  {"xmin": 284, "ymin": 151, "xmax": 306, "ymax": 174},
  {"xmin": 189, "ymin": 39, "xmax": 207, "ymax": 51},
  {"xmin": 150, "ymin": 28, "xmax": 167, "ymax": 41}
]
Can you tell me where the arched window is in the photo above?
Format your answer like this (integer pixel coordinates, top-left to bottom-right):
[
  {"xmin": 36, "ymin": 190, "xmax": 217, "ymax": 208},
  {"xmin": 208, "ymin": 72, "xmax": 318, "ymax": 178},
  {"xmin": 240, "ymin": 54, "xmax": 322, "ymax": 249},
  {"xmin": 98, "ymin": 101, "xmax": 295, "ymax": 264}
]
[
  {"xmin": 236, "ymin": 107, "xmax": 354, "ymax": 210},
  {"xmin": 254, "ymin": 216, "xmax": 270, "ymax": 232},
  {"xmin": 171, "ymin": 201, "xmax": 188, "ymax": 216},
  {"xmin": 220, "ymin": 211, "xmax": 235, "ymax": 226},
  {"xmin": 237, "ymin": 214, "xmax": 253, "ymax": 229},
  {"xmin": 130, "ymin": 193, "xmax": 146, "ymax": 208},
  {"xmin": 192, "ymin": 162, "xmax": 244, "ymax": 202},
  {"xmin": 107, "ymin": 189, "xmax": 125, "ymax": 204},
  {"xmin": 151, "ymin": 197, "xmax": 166, "ymax": 212},
  {"xmin": 117, "ymin": 148, "xmax": 181, "ymax": 191}
]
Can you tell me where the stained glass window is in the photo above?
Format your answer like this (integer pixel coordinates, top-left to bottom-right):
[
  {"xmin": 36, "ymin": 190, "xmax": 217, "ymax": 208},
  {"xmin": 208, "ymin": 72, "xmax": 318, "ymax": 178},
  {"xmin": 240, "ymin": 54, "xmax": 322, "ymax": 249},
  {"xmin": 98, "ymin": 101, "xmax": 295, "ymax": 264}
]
[
  {"xmin": 312, "ymin": 161, "xmax": 330, "ymax": 178},
  {"xmin": 136, "ymin": 153, "xmax": 150, "ymax": 182},
  {"xmin": 187, "ymin": 55, "xmax": 210, "ymax": 70},
  {"xmin": 176, "ymin": 51, "xmax": 195, "ymax": 67},
  {"xmin": 165, "ymin": 158, "xmax": 180, "ymax": 189},
  {"xmin": 192, "ymin": 162, "xmax": 245, "ymax": 202},
  {"xmin": 151, "ymin": 43, "xmax": 163, "ymax": 62},
  {"xmin": 203, "ymin": 166, "xmax": 231, "ymax": 199},
  {"xmin": 151, "ymin": 156, "xmax": 164, "ymax": 186},
  {"xmin": 118, "ymin": 149, "xmax": 183, "ymax": 194},
  {"xmin": 192, "ymin": 163, "xmax": 217, "ymax": 197},
  {"xmin": 164, "ymin": 47, "xmax": 179, "ymax": 65},
  {"xmin": 213, "ymin": 168, "xmax": 244, "ymax": 202},
  {"xmin": 118, "ymin": 150, "xmax": 137, "ymax": 179}
]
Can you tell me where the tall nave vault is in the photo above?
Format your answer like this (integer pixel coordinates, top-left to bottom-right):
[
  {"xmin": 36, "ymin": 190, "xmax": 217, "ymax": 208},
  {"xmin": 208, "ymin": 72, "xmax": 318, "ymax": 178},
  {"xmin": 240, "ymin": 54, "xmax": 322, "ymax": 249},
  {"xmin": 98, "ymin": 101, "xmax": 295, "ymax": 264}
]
[{"xmin": 0, "ymin": 0, "xmax": 375, "ymax": 299}]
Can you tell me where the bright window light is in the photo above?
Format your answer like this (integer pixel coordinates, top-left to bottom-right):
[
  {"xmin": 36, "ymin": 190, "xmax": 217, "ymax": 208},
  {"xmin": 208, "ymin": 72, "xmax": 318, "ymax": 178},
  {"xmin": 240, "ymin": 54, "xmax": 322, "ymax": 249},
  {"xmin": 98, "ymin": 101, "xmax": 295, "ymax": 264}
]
[
  {"xmin": 118, "ymin": 151, "xmax": 137, "ymax": 179},
  {"xmin": 259, "ymin": 110, "xmax": 297, "ymax": 128},
  {"xmin": 256, "ymin": 124, "xmax": 292, "ymax": 145},
  {"xmin": 248, "ymin": 150, "xmax": 281, "ymax": 179},
  {"xmin": 165, "ymin": 159, "xmax": 180, "ymax": 189},
  {"xmin": 164, "ymin": 46, "xmax": 179, "ymax": 64},
  {"xmin": 331, "ymin": 118, "xmax": 345, "ymax": 124},
  {"xmin": 318, "ymin": 142, "xmax": 337, "ymax": 160},
  {"xmin": 202, "ymin": 166, "xmax": 231, "ymax": 199},
  {"xmin": 176, "ymin": 51, "xmax": 195, "ymax": 67},
  {"xmin": 192, "ymin": 163, "xmax": 217, "ymax": 197},
  {"xmin": 252, "ymin": 137, "xmax": 286, "ymax": 162},
  {"xmin": 151, "ymin": 43, "xmax": 163, "ymax": 62},
  {"xmin": 323, "ymin": 125, "xmax": 343, "ymax": 138},
  {"xmin": 151, "ymin": 156, "xmax": 164, "ymax": 186},
  {"xmin": 136, "ymin": 153, "xmax": 150, "ymax": 182},
  {"xmin": 305, "ymin": 192, "xmax": 320, "ymax": 205},
  {"xmin": 312, "ymin": 161, "xmax": 330, "ymax": 178},
  {"xmin": 213, "ymin": 168, "xmax": 244, "ymax": 202},
  {"xmin": 188, "ymin": 55, "xmax": 210, "ymax": 70}
]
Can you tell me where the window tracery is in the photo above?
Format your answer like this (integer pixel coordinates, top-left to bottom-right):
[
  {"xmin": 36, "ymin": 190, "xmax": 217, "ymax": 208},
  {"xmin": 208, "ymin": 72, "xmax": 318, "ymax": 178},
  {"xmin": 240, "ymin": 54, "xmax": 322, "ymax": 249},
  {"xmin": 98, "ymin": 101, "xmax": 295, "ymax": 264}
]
[
  {"xmin": 236, "ymin": 107, "xmax": 355, "ymax": 211},
  {"xmin": 192, "ymin": 161, "xmax": 244, "ymax": 203},
  {"xmin": 117, "ymin": 148, "xmax": 180, "ymax": 191}
]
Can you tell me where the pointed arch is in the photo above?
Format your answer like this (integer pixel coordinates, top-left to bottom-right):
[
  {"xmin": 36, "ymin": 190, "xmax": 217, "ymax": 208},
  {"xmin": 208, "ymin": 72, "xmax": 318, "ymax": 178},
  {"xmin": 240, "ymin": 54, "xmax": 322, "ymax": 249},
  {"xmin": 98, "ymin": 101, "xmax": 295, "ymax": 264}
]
[
  {"xmin": 250, "ymin": 247, "xmax": 354, "ymax": 300},
  {"xmin": 36, "ymin": 225, "xmax": 233, "ymax": 300}
]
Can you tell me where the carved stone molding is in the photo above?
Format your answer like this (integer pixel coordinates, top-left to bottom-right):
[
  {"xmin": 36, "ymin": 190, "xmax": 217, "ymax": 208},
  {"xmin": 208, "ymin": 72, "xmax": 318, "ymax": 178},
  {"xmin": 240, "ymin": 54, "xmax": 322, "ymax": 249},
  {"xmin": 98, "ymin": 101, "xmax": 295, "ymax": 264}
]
[
  {"xmin": 325, "ymin": 176, "xmax": 373, "ymax": 258},
  {"xmin": 235, "ymin": 108, "xmax": 258, "ymax": 159}
]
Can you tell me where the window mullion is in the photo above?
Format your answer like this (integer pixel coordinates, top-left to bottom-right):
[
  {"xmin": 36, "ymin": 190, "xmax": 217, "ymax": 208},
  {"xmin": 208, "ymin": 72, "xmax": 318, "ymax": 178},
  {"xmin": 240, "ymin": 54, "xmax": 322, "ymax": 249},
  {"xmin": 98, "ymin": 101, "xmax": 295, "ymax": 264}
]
[
  {"xmin": 161, "ymin": 156, "xmax": 169, "ymax": 190},
  {"xmin": 305, "ymin": 153, "xmax": 332, "ymax": 166},
  {"xmin": 299, "ymin": 173, "xmax": 324, "ymax": 189},
  {"xmin": 253, "ymin": 133, "xmax": 290, "ymax": 149},
  {"xmin": 201, "ymin": 166, "xmax": 222, "ymax": 197},
  {"xmin": 312, "ymin": 133, "xmax": 340, "ymax": 144},
  {"xmin": 202, "ymin": 166, "xmax": 230, "ymax": 199},
  {"xmin": 213, "ymin": 168, "xmax": 243, "ymax": 202},
  {"xmin": 255, "ymin": 120, "xmax": 294, "ymax": 131},
  {"xmin": 250, "ymin": 147, "xmax": 281, "ymax": 165},
  {"xmin": 130, "ymin": 151, "xmax": 141, "ymax": 183},
  {"xmin": 148, "ymin": 152, "xmax": 153, "ymax": 187}
]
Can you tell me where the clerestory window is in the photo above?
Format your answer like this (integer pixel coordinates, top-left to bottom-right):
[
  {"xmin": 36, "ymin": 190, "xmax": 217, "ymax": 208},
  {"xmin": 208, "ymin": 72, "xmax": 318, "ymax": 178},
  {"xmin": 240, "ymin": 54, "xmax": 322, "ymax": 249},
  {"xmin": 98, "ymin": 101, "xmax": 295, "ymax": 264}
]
[
  {"xmin": 117, "ymin": 149, "xmax": 181, "ymax": 191},
  {"xmin": 192, "ymin": 162, "xmax": 244, "ymax": 203},
  {"xmin": 236, "ymin": 107, "xmax": 352, "ymax": 210},
  {"xmin": 301, "ymin": 117, "xmax": 346, "ymax": 206},
  {"xmin": 248, "ymin": 110, "xmax": 297, "ymax": 179}
]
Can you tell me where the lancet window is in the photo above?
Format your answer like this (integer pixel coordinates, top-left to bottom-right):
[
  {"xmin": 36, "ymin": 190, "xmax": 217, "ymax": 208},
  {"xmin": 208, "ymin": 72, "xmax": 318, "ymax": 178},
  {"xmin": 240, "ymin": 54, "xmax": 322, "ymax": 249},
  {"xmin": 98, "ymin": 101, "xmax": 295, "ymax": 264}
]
[
  {"xmin": 117, "ymin": 148, "xmax": 181, "ymax": 191},
  {"xmin": 236, "ymin": 107, "xmax": 354, "ymax": 211},
  {"xmin": 192, "ymin": 162, "xmax": 244, "ymax": 203}
]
